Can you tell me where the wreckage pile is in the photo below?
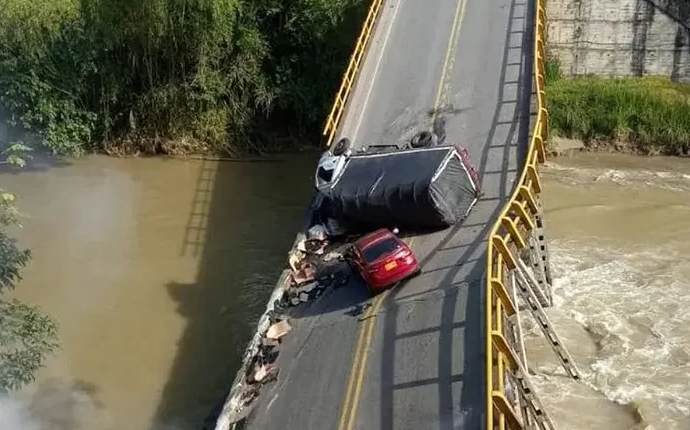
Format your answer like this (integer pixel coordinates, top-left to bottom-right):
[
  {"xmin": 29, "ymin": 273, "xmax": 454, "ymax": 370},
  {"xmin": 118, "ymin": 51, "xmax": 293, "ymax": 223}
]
[
  {"xmin": 225, "ymin": 222, "xmax": 352, "ymax": 420},
  {"xmin": 276, "ymin": 224, "xmax": 351, "ymax": 309}
]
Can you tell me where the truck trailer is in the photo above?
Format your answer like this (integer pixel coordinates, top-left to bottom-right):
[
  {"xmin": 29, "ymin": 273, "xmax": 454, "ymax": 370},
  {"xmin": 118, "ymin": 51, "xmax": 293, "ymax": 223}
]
[{"xmin": 324, "ymin": 145, "xmax": 480, "ymax": 232}]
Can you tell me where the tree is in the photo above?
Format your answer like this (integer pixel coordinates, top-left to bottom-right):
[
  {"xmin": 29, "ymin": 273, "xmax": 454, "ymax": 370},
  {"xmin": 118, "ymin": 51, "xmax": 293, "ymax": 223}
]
[{"xmin": 0, "ymin": 143, "xmax": 59, "ymax": 393}]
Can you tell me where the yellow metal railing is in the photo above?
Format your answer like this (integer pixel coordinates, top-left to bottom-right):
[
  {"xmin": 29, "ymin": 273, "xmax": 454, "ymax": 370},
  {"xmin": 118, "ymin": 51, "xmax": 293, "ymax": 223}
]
[
  {"xmin": 484, "ymin": 0, "xmax": 548, "ymax": 428},
  {"xmin": 322, "ymin": 0, "xmax": 384, "ymax": 147}
]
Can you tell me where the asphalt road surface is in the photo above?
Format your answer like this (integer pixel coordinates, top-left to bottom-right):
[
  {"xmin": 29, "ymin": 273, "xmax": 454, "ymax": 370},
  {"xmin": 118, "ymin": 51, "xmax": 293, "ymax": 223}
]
[{"xmin": 241, "ymin": 0, "xmax": 535, "ymax": 428}]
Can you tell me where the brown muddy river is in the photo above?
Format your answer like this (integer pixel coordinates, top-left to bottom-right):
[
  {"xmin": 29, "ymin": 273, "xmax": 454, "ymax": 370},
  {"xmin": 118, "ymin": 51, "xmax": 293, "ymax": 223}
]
[
  {"xmin": 530, "ymin": 153, "xmax": 690, "ymax": 430},
  {"xmin": 0, "ymin": 152, "xmax": 688, "ymax": 429},
  {"xmin": 0, "ymin": 154, "xmax": 316, "ymax": 430}
]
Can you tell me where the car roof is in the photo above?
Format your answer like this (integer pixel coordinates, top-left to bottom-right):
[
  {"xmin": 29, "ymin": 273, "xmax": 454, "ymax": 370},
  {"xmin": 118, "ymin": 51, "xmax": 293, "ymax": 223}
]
[{"xmin": 354, "ymin": 228, "xmax": 396, "ymax": 250}]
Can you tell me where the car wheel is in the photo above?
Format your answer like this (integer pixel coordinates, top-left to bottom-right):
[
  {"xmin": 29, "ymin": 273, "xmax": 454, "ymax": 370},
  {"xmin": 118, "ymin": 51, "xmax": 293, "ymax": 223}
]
[
  {"xmin": 410, "ymin": 131, "xmax": 437, "ymax": 148},
  {"xmin": 332, "ymin": 137, "xmax": 352, "ymax": 156}
]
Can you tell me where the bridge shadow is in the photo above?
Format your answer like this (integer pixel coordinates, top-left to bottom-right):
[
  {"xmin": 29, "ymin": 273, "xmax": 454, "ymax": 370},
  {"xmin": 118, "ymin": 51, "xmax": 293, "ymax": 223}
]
[
  {"xmin": 152, "ymin": 154, "xmax": 317, "ymax": 429},
  {"xmin": 377, "ymin": 0, "xmax": 536, "ymax": 428}
]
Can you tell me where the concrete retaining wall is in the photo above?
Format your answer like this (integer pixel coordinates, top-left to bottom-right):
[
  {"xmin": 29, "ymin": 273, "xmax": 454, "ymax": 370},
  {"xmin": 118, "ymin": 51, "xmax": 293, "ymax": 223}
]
[{"xmin": 547, "ymin": 0, "xmax": 690, "ymax": 81}]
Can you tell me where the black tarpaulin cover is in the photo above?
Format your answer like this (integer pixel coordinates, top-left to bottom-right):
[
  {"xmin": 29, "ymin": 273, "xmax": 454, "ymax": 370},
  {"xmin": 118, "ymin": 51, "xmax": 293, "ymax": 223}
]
[{"xmin": 326, "ymin": 145, "xmax": 479, "ymax": 231}]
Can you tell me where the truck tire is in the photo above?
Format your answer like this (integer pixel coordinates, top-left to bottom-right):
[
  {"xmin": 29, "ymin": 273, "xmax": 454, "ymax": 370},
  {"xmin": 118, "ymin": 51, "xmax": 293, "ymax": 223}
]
[
  {"xmin": 433, "ymin": 116, "xmax": 447, "ymax": 144},
  {"xmin": 410, "ymin": 131, "xmax": 437, "ymax": 148},
  {"xmin": 332, "ymin": 137, "xmax": 352, "ymax": 156}
]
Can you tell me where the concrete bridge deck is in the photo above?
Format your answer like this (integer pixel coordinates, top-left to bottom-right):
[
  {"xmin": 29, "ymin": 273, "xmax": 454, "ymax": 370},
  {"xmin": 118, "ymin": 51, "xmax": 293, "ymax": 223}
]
[{"xmin": 239, "ymin": 0, "xmax": 536, "ymax": 428}]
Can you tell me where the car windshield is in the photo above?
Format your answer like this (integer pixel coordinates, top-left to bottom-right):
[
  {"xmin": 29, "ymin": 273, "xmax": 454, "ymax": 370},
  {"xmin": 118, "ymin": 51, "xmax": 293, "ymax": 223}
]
[
  {"xmin": 362, "ymin": 237, "xmax": 400, "ymax": 263},
  {"xmin": 317, "ymin": 166, "xmax": 334, "ymax": 182}
]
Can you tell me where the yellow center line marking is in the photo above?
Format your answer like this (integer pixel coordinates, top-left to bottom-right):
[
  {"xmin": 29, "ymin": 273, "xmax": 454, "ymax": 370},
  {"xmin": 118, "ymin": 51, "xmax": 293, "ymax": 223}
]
[
  {"xmin": 337, "ymin": 302, "xmax": 374, "ymax": 430},
  {"xmin": 337, "ymin": 5, "xmax": 465, "ymax": 425},
  {"xmin": 345, "ymin": 291, "xmax": 388, "ymax": 429},
  {"xmin": 338, "ymin": 236, "xmax": 416, "ymax": 430},
  {"xmin": 431, "ymin": 0, "xmax": 468, "ymax": 124}
]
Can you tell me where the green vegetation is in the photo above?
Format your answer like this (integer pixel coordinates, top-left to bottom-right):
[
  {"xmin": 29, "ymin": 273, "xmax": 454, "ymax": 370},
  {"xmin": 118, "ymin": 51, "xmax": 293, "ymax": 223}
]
[
  {"xmin": 545, "ymin": 58, "xmax": 690, "ymax": 155},
  {"xmin": 0, "ymin": 144, "xmax": 59, "ymax": 393},
  {"xmin": 0, "ymin": 0, "xmax": 367, "ymax": 156}
]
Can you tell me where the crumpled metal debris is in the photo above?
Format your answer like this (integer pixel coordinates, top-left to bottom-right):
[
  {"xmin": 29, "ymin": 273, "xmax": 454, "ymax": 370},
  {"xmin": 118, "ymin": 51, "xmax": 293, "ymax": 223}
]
[
  {"xmin": 288, "ymin": 249, "xmax": 307, "ymax": 272},
  {"xmin": 307, "ymin": 224, "xmax": 328, "ymax": 241},
  {"xmin": 305, "ymin": 239, "xmax": 327, "ymax": 255},
  {"xmin": 323, "ymin": 250, "xmax": 343, "ymax": 262}
]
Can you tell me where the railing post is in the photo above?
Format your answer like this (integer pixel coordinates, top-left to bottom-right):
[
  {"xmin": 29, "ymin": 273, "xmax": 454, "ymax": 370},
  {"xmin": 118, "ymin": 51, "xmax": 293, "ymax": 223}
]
[
  {"xmin": 533, "ymin": 208, "xmax": 553, "ymax": 290},
  {"xmin": 525, "ymin": 199, "xmax": 552, "ymax": 307}
]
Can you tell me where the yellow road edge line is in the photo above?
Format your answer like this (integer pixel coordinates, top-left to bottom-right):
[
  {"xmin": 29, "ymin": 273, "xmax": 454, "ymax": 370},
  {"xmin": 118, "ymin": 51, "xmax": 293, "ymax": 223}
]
[
  {"xmin": 431, "ymin": 0, "xmax": 467, "ymax": 123},
  {"xmin": 344, "ymin": 291, "xmax": 388, "ymax": 430}
]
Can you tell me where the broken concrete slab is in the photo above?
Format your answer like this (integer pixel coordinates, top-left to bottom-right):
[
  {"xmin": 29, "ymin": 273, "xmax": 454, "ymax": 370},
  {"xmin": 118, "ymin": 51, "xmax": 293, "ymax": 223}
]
[
  {"xmin": 254, "ymin": 364, "xmax": 272, "ymax": 383},
  {"xmin": 266, "ymin": 319, "xmax": 292, "ymax": 340},
  {"xmin": 291, "ymin": 265, "xmax": 315, "ymax": 285}
]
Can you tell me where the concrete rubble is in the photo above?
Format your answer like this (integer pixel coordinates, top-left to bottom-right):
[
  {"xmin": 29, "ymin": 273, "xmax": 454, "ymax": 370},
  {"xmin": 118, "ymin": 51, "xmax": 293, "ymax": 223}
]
[
  {"xmin": 266, "ymin": 319, "xmax": 292, "ymax": 340},
  {"xmin": 213, "ymin": 222, "xmax": 355, "ymax": 430}
]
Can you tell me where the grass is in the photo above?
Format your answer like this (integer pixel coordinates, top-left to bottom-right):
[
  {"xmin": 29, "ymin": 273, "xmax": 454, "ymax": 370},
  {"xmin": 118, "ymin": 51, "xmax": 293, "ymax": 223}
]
[{"xmin": 545, "ymin": 58, "xmax": 690, "ymax": 156}]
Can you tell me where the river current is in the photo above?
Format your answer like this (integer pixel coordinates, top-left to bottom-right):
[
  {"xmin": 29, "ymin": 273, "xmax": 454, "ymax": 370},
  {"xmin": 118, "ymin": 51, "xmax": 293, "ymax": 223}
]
[
  {"xmin": 0, "ymin": 151, "xmax": 687, "ymax": 429},
  {"xmin": 530, "ymin": 153, "xmax": 690, "ymax": 430}
]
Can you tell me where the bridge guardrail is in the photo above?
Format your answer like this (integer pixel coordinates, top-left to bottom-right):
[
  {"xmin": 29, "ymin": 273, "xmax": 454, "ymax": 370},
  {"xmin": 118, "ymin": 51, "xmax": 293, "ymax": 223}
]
[
  {"xmin": 322, "ymin": 0, "xmax": 384, "ymax": 147},
  {"xmin": 484, "ymin": 0, "xmax": 548, "ymax": 428},
  {"xmin": 322, "ymin": 0, "xmax": 549, "ymax": 426}
]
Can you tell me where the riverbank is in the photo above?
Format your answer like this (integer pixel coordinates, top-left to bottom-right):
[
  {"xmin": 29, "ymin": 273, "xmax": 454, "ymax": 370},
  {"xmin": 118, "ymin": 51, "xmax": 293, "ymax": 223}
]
[
  {"xmin": 545, "ymin": 60, "xmax": 690, "ymax": 157},
  {"xmin": 0, "ymin": 0, "xmax": 367, "ymax": 157}
]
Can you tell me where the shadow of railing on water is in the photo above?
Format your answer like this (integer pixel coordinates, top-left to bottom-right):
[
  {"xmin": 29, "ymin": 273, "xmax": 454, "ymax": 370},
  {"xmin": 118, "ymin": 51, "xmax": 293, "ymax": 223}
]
[{"xmin": 153, "ymin": 154, "xmax": 317, "ymax": 429}]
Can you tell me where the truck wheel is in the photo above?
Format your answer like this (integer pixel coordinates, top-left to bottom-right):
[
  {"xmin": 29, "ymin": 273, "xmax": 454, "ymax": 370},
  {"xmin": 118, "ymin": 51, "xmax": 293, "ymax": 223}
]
[
  {"xmin": 332, "ymin": 137, "xmax": 352, "ymax": 156},
  {"xmin": 410, "ymin": 131, "xmax": 437, "ymax": 148}
]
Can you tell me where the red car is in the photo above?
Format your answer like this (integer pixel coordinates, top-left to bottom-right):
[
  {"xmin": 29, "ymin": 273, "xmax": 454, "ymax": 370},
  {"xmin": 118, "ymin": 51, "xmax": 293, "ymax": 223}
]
[{"xmin": 348, "ymin": 228, "xmax": 420, "ymax": 294}]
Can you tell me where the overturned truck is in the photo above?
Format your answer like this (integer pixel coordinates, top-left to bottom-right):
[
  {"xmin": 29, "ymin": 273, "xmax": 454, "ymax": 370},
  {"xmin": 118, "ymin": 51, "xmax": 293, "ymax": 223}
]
[{"xmin": 324, "ymin": 145, "xmax": 481, "ymax": 232}]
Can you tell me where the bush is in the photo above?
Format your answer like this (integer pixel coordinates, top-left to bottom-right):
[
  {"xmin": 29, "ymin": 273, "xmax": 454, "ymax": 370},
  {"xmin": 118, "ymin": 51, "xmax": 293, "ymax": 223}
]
[
  {"xmin": 545, "ymin": 59, "xmax": 690, "ymax": 155},
  {"xmin": 0, "ymin": 146, "xmax": 59, "ymax": 393},
  {"xmin": 0, "ymin": 0, "xmax": 366, "ymax": 156}
]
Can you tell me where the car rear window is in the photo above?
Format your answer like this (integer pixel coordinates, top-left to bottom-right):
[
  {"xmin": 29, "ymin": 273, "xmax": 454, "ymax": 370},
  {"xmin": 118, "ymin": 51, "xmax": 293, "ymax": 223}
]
[{"xmin": 362, "ymin": 238, "xmax": 400, "ymax": 263}]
